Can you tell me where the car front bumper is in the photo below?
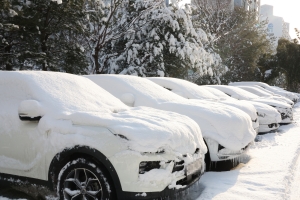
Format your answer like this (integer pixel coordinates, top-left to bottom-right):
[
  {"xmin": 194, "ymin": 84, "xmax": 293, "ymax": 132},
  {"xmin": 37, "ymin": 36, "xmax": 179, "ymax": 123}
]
[
  {"xmin": 108, "ymin": 150, "xmax": 204, "ymax": 197},
  {"xmin": 258, "ymin": 123, "xmax": 279, "ymax": 133}
]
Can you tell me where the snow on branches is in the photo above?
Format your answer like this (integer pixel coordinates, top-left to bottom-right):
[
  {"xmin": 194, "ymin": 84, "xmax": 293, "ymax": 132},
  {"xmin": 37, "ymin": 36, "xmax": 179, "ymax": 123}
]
[{"xmin": 96, "ymin": 1, "xmax": 222, "ymax": 79}]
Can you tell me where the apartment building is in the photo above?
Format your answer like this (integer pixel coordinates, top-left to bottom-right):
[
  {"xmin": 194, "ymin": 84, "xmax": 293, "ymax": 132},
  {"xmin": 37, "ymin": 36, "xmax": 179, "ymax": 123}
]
[{"xmin": 260, "ymin": 4, "xmax": 291, "ymax": 44}]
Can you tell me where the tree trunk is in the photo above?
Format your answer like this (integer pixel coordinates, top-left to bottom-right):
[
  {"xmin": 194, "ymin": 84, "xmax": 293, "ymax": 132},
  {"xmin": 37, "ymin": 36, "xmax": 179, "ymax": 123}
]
[
  {"xmin": 93, "ymin": 47, "xmax": 100, "ymax": 74},
  {"xmin": 4, "ymin": 45, "xmax": 13, "ymax": 71}
]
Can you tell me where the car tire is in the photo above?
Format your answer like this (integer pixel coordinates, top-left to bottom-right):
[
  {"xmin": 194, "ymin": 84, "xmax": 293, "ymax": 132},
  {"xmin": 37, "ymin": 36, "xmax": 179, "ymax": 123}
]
[{"xmin": 57, "ymin": 158, "xmax": 115, "ymax": 200}]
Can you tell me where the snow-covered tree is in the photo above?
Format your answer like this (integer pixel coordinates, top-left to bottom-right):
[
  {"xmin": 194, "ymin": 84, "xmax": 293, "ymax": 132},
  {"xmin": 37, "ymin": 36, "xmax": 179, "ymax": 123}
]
[
  {"xmin": 1, "ymin": 0, "xmax": 88, "ymax": 73},
  {"xmin": 83, "ymin": 0, "xmax": 161, "ymax": 74},
  {"xmin": 96, "ymin": 1, "xmax": 222, "ymax": 79},
  {"xmin": 0, "ymin": 0, "xmax": 20, "ymax": 70},
  {"xmin": 192, "ymin": 0, "xmax": 274, "ymax": 84}
]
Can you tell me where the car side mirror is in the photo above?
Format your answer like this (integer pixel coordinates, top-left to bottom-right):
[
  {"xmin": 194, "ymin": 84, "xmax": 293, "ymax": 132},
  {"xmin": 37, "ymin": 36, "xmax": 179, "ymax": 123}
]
[
  {"xmin": 18, "ymin": 100, "xmax": 43, "ymax": 121},
  {"xmin": 120, "ymin": 93, "xmax": 135, "ymax": 107}
]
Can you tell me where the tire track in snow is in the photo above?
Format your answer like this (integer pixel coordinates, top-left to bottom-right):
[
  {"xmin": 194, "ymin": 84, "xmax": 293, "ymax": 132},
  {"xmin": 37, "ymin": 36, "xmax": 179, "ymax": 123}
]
[
  {"xmin": 283, "ymin": 108, "xmax": 300, "ymax": 200},
  {"xmin": 286, "ymin": 143, "xmax": 300, "ymax": 200}
]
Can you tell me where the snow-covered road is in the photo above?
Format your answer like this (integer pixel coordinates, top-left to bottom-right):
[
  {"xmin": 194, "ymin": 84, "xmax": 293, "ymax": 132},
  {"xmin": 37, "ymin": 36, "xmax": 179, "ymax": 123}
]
[{"xmin": 197, "ymin": 103, "xmax": 300, "ymax": 200}]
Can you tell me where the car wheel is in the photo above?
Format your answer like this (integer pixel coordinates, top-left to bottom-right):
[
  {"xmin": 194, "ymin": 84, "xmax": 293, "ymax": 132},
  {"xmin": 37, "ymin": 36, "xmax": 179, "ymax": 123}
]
[{"xmin": 57, "ymin": 158, "xmax": 115, "ymax": 200}]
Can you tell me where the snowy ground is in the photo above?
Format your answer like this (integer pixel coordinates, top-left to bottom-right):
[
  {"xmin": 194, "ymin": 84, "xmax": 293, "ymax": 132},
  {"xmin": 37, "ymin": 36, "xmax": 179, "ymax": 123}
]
[
  {"xmin": 1, "ymin": 103, "xmax": 300, "ymax": 200},
  {"xmin": 196, "ymin": 103, "xmax": 300, "ymax": 200}
]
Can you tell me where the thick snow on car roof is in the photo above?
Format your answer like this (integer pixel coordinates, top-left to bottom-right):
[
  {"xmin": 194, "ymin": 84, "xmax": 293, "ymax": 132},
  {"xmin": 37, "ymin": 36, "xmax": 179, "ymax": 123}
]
[
  {"xmin": 201, "ymin": 86, "xmax": 231, "ymax": 100},
  {"xmin": 0, "ymin": 72, "xmax": 206, "ymax": 154},
  {"xmin": 86, "ymin": 75, "xmax": 257, "ymax": 151},
  {"xmin": 235, "ymin": 86, "xmax": 273, "ymax": 97},
  {"xmin": 0, "ymin": 71, "xmax": 127, "ymax": 113},
  {"xmin": 207, "ymin": 85, "xmax": 259, "ymax": 100},
  {"xmin": 147, "ymin": 78, "xmax": 258, "ymax": 121},
  {"xmin": 229, "ymin": 82, "xmax": 298, "ymax": 101},
  {"xmin": 147, "ymin": 77, "xmax": 219, "ymax": 100}
]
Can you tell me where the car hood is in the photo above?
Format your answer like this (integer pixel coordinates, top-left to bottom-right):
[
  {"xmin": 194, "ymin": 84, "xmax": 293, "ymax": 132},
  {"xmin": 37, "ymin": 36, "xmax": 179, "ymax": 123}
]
[
  {"xmin": 156, "ymin": 100, "xmax": 256, "ymax": 151},
  {"xmin": 242, "ymin": 100, "xmax": 282, "ymax": 124},
  {"xmin": 38, "ymin": 107, "xmax": 207, "ymax": 155},
  {"xmin": 219, "ymin": 99, "xmax": 257, "ymax": 120},
  {"xmin": 270, "ymin": 96, "xmax": 294, "ymax": 106},
  {"xmin": 251, "ymin": 98, "xmax": 292, "ymax": 109}
]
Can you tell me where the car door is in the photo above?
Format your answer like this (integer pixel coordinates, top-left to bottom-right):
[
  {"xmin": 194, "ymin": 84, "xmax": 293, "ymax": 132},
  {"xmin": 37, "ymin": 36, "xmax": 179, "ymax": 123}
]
[{"xmin": 0, "ymin": 80, "xmax": 42, "ymax": 177}]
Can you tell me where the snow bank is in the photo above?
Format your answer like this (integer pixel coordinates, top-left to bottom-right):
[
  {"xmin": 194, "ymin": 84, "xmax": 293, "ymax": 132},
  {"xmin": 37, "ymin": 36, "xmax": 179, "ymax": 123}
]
[
  {"xmin": 86, "ymin": 75, "xmax": 256, "ymax": 151},
  {"xmin": 0, "ymin": 72, "xmax": 206, "ymax": 154}
]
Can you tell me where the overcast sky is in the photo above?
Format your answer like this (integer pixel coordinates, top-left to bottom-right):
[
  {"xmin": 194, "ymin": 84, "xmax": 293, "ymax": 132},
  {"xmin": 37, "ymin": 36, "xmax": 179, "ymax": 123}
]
[{"xmin": 260, "ymin": 0, "xmax": 299, "ymax": 39}]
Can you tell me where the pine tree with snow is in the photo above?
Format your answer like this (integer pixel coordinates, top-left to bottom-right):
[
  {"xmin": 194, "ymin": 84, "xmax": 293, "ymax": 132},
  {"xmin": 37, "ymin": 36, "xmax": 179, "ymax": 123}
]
[
  {"xmin": 1, "ymin": 0, "xmax": 88, "ymax": 73},
  {"xmin": 99, "ymin": 1, "xmax": 222, "ymax": 79},
  {"xmin": 0, "ymin": 0, "xmax": 20, "ymax": 70}
]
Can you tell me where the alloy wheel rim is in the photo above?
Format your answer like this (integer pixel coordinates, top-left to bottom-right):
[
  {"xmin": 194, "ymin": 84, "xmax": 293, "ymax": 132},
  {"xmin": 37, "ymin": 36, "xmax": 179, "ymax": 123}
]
[{"xmin": 63, "ymin": 168, "xmax": 102, "ymax": 200}]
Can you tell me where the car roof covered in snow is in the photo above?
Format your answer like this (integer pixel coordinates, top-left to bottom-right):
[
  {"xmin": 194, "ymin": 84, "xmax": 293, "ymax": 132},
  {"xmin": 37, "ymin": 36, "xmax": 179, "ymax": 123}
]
[
  {"xmin": 147, "ymin": 77, "xmax": 219, "ymax": 100},
  {"xmin": 207, "ymin": 85, "xmax": 259, "ymax": 100},
  {"xmin": 0, "ymin": 71, "xmax": 127, "ymax": 114},
  {"xmin": 234, "ymin": 86, "xmax": 273, "ymax": 97}
]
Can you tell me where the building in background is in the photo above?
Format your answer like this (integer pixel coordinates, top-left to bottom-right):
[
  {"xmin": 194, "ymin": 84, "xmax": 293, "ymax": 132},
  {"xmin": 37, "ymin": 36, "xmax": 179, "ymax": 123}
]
[
  {"xmin": 260, "ymin": 4, "xmax": 291, "ymax": 45},
  {"xmin": 234, "ymin": 0, "xmax": 260, "ymax": 13}
]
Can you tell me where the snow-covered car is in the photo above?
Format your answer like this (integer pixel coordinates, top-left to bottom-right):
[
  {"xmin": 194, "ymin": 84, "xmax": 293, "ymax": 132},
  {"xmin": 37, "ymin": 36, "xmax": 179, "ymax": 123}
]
[
  {"xmin": 229, "ymin": 82, "xmax": 299, "ymax": 103},
  {"xmin": 85, "ymin": 75, "xmax": 256, "ymax": 165},
  {"xmin": 206, "ymin": 85, "xmax": 284, "ymax": 132},
  {"xmin": 232, "ymin": 85, "xmax": 294, "ymax": 106},
  {"xmin": 147, "ymin": 77, "xmax": 259, "ymax": 132},
  {"xmin": 0, "ymin": 72, "xmax": 207, "ymax": 200},
  {"xmin": 208, "ymin": 85, "xmax": 293, "ymax": 123}
]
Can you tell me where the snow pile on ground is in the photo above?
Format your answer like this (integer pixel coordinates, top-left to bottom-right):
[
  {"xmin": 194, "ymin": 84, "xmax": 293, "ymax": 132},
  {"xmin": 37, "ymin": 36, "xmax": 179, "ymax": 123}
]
[
  {"xmin": 0, "ymin": 72, "xmax": 206, "ymax": 155},
  {"xmin": 196, "ymin": 103, "xmax": 300, "ymax": 200},
  {"xmin": 86, "ymin": 75, "xmax": 256, "ymax": 151}
]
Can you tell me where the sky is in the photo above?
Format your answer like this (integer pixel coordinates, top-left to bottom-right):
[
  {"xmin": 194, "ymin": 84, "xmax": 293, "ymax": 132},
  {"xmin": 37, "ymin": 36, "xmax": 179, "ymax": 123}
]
[
  {"xmin": 259, "ymin": 0, "xmax": 299, "ymax": 39},
  {"xmin": 179, "ymin": 0, "xmax": 299, "ymax": 39}
]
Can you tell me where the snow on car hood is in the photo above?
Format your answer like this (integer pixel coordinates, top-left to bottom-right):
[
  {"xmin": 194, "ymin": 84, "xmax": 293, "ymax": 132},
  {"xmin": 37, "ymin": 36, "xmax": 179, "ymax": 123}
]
[
  {"xmin": 184, "ymin": 100, "xmax": 256, "ymax": 151},
  {"xmin": 39, "ymin": 107, "xmax": 206, "ymax": 154},
  {"xmin": 219, "ymin": 99, "xmax": 257, "ymax": 121},
  {"xmin": 1, "ymin": 72, "xmax": 206, "ymax": 155},
  {"xmin": 86, "ymin": 75, "xmax": 256, "ymax": 151},
  {"xmin": 242, "ymin": 100, "xmax": 282, "ymax": 124}
]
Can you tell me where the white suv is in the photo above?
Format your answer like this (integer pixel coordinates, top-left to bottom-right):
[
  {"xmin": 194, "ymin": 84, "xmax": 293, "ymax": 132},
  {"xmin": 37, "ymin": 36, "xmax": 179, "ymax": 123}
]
[{"xmin": 0, "ymin": 72, "xmax": 206, "ymax": 199}]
